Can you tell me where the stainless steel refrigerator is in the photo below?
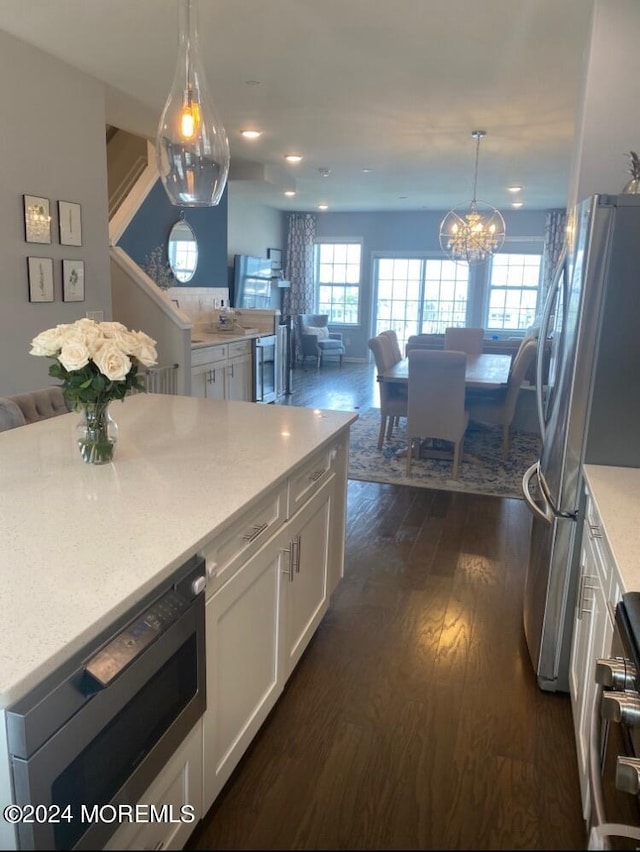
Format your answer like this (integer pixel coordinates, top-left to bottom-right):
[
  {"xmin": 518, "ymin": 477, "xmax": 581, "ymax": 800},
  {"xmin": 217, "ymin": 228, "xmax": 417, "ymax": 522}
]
[{"xmin": 522, "ymin": 193, "xmax": 640, "ymax": 692}]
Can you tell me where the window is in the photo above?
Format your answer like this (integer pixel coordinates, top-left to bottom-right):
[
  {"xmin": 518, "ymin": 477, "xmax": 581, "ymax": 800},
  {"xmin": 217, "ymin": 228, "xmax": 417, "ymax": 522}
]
[
  {"xmin": 486, "ymin": 253, "xmax": 541, "ymax": 332},
  {"xmin": 315, "ymin": 242, "xmax": 361, "ymax": 324},
  {"xmin": 374, "ymin": 257, "xmax": 470, "ymax": 352}
]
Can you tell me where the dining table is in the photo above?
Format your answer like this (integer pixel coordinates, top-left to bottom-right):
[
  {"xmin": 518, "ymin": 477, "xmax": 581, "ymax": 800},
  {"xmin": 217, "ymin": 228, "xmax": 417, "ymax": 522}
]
[
  {"xmin": 377, "ymin": 351, "xmax": 513, "ymax": 463},
  {"xmin": 379, "ymin": 352, "xmax": 513, "ymax": 390}
]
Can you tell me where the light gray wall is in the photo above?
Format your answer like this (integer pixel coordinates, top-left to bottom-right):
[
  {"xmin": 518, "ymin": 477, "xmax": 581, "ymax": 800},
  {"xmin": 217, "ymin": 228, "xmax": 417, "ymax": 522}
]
[
  {"xmin": 314, "ymin": 208, "xmax": 548, "ymax": 359},
  {"xmin": 227, "ymin": 186, "xmax": 285, "ymax": 264},
  {"xmin": 0, "ymin": 30, "xmax": 111, "ymax": 395},
  {"xmin": 568, "ymin": 0, "xmax": 640, "ymax": 209}
]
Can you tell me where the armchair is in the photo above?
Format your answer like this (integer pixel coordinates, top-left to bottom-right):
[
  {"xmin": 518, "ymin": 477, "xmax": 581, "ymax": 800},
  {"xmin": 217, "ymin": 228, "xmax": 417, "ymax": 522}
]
[{"xmin": 295, "ymin": 314, "xmax": 345, "ymax": 368}]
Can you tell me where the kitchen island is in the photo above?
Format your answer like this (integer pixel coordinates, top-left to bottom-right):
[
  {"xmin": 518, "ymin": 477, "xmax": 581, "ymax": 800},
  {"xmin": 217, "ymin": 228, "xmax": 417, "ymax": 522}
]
[{"xmin": 0, "ymin": 394, "xmax": 356, "ymax": 849}]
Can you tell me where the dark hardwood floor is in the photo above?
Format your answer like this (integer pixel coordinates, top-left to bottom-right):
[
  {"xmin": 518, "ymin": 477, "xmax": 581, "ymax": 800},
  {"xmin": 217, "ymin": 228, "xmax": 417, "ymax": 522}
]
[{"xmin": 187, "ymin": 361, "xmax": 586, "ymax": 850}]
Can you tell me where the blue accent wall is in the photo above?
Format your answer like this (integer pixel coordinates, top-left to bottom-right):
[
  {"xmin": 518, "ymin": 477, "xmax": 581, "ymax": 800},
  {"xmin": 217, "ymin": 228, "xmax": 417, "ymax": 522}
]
[{"xmin": 117, "ymin": 179, "xmax": 228, "ymax": 287}]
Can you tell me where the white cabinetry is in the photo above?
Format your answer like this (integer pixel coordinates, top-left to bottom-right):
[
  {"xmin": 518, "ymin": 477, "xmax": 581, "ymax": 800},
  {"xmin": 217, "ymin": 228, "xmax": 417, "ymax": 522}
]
[
  {"xmin": 279, "ymin": 477, "xmax": 332, "ymax": 679},
  {"xmin": 104, "ymin": 721, "xmax": 203, "ymax": 852},
  {"xmin": 201, "ymin": 432, "xmax": 348, "ymax": 815},
  {"xmin": 191, "ymin": 340, "xmax": 252, "ymax": 402},
  {"xmin": 191, "ymin": 344, "xmax": 227, "ymax": 401},
  {"xmin": 203, "ymin": 534, "xmax": 284, "ymax": 809},
  {"xmin": 226, "ymin": 340, "xmax": 252, "ymax": 402},
  {"xmin": 569, "ymin": 484, "xmax": 621, "ymax": 818}
]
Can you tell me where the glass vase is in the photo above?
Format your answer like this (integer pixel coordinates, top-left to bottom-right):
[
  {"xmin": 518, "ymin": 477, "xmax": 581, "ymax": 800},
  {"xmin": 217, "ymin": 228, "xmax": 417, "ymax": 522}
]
[{"xmin": 76, "ymin": 403, "xmax": 118, "ymax": 465}]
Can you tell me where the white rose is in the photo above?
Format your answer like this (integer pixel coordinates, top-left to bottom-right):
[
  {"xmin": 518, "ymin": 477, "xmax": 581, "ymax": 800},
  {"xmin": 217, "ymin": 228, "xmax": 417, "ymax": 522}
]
[
  {"xmin": 93, "ymin": 342, "xmax": 132, "ymax": 382},
  {"xmin": 58, "ymin": 341, "xmax": 90, "ymax": 372},
  {"xmin": 129, "ymin": 331, "xmax": 158, "ymax": 367},
  {"xmin": 30, "ymin": 327, "xmax": 65, "ymax": 357},
  {"xmin": 99, "ymin": 321, "xmax": 128, "ymax": 338}
]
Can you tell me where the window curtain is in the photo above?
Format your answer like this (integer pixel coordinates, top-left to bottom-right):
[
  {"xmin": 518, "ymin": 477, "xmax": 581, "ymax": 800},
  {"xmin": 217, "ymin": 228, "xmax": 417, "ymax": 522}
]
[
  {"xmin": 282, "ymin": 212, "xmax": 317, "ymax": 362},
  {"xmin": 542, "ymin": 208, "xmax": 567, "ymax": 300}
]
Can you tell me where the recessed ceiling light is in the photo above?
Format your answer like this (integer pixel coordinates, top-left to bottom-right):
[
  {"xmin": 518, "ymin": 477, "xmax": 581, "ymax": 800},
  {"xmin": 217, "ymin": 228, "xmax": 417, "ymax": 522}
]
[
  {"xmin": 317, "ymin": 204, "xmax": 328, "ymax": 210},
  {"xmin": 240, "ymin": 129, "xmax": 262, "ymax": 139},
  {"xmin": 284, "ymin": 190, "xmax": 296, "ymax": 197},
  {"xmin": 508, "ymin": 185, "xmax": 523, "ymax": 193},
  {"xmin": 362, "ymin": 168, "xmax": 372, "ymax": 173},
  {"xmin": 284, "ymin": 154, "xmax": 303, "ymax": 163},
  {"xmin": 512, "ymin": 200, "xmax": 524, "ymax": 208}
]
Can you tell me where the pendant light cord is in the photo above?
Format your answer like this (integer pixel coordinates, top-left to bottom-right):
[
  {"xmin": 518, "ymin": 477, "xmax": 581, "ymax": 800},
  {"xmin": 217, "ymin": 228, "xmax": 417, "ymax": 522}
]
[{"xmin": 471, "ymin": 130, "xmax": 485, "ymax": 205}]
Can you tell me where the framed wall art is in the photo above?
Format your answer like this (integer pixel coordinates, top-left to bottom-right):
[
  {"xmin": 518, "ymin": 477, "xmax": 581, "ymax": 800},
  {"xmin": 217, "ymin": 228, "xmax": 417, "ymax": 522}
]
[
  {"xmin": 27, "ymin": 257, "xmax": 54, "ymax": 302},
  {"xmin": 58, "ymin": 200, "xmax": 82, "ymax": 246},
  {"xmin": 62, "ymin": 259, "xmax": 85, "ymax": 302},
  {"xmin": 23, "ymin": 195, "xmax": 52, "ymax": 244},
  {"xmin": 267, "ymin": 248, "xmax": 282, "ymax": 273}
]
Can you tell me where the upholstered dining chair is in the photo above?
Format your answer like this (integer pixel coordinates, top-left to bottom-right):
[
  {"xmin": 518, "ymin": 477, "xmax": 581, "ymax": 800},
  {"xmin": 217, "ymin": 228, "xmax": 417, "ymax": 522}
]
[
  {"xmin": 406, "ymin": 349, "xmax": 469, "ymax": 479},
  {"xmin": 466, "ymin": 337, "xmax": 537, "ymax": 460},
  {"xmin": 295, "ymin": 314, "xmax": 346, "ymax": 368},
  {"xmin": 444, "ymin": 326, "xmax": 484, "ymax": 356},
  {"xmin": 368, "ymin": 334, "xmax": 408, "ymax": 450},
  {"xmin": 379, "ymin": 329, "xmax": 403, "ymax": 364}
]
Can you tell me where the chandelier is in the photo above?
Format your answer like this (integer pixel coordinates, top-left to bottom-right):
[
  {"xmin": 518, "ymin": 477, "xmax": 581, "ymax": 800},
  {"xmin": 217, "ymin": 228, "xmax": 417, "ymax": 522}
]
[
  {"xmin": 439, "ymin": 130, "xmax": 506, "ymax": 265},
  {"xmin": 156, "ymin": 0, "xmax": 230, "ymax": 206}
]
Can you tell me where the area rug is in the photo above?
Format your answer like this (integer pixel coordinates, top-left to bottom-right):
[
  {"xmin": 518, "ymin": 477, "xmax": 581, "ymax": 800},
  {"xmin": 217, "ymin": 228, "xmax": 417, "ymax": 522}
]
[{"xmin": 348, "ymin": 408, "xmax": 540, "ymax": 498}]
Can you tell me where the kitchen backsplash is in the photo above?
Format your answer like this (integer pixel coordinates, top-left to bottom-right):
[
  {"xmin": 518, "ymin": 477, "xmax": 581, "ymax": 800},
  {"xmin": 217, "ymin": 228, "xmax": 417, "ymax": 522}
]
[
  {"xmin": 166, "ymin": 287, "xmax": 229, "ymax": 330},
  {"xmin": 167, "ymin": 287, "xmax": 279, "ymax": 335}
]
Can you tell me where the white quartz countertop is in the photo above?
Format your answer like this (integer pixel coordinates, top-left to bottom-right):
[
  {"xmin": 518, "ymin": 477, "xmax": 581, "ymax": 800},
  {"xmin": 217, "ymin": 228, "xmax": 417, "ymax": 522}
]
[
  {"xmin": 0, "ymin": 395, "xmax": 357, "ymax": 707},
  {"xmin": 583, "ymin": 464, "xmax": 640, "ymax": 593},
  {"xmin": 191, "ymin": 329, "xmax": 261, "ymax": 348}
]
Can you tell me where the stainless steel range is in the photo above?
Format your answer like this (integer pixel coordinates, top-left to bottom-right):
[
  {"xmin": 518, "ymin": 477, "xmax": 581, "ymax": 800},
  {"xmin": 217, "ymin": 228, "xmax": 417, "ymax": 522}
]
[{"xmin": 589, "ymin": 593, "xmax": 640, "ymax": 849}]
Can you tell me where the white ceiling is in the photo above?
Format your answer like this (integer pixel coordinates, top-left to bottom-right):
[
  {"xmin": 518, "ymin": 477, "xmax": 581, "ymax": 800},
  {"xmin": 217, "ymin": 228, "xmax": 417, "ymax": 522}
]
[{"xmin": 0, "ymin": 0, "xmax": 595, "ymax": 212}]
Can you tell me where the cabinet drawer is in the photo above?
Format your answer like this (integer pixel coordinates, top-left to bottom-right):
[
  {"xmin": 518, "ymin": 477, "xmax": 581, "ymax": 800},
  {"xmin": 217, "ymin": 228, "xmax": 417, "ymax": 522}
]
[
  {"xmin": 191, "ymin": 344, "xmax": 228, "ymax": 367},
  {"xmin": 584, "ymin": 491, "xmax": 620, "ymax": 612},
  {"xmin": 202, "ymin": 483, "xmax": 287, "ymax": 596},
  {"xmin": 228, "ymin": 340, "xmax": 251, "ymax": 358},
  {"xmin": 287, "ymin": 441, "xmax": 340, "ymax": 517}
]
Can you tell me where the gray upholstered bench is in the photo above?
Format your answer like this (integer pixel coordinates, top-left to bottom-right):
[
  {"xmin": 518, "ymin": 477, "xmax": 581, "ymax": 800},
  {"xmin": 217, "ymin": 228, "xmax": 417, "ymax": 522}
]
[{"xmin": 0, "ymin": 387, "xmax": 70, "ymax": 432}]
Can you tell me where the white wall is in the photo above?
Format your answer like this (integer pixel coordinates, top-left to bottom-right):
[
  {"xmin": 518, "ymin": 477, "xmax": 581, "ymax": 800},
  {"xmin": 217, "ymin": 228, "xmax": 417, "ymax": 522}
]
[
  {"xmin": 568, "ymin": 0, "xmax": 640, "ymax": 208},
  {"xmin": 227, "ymin": 185, "xmax": 284, "ymax": 264},
  {"xmin": 0, "ymin": 30, "xmax": 111, "ymax": 395}
]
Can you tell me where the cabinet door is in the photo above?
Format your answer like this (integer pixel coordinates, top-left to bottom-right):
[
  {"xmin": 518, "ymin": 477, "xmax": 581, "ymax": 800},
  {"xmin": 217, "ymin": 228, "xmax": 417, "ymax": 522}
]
[
  {"xmin": 191, "ymin": 362, "xmax": 226, "ymax": 400},
  {"xmin": 280, "ymin": 476, "xmax": 332, "ymax": 680},
  {"xmin": 569, "ymin": 524, "xmax": 612, "ymax": 818},
  {"xmin": 203, "ymin": 536, "xmax": 284, "ymax": 812},
  {"xmin": 226, "ymin": 353, "xmax": 252, "ymax": 401}
]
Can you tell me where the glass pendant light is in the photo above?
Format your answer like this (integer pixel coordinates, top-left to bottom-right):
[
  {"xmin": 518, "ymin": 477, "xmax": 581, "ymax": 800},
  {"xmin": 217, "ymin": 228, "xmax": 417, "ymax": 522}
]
[
  {"xmin": 439, "ymin": 130, "xmax": 506, "ymax": 265},
  {"xmin": 156, "ymin": 0, "xmax": 230, "ymax": 206}
]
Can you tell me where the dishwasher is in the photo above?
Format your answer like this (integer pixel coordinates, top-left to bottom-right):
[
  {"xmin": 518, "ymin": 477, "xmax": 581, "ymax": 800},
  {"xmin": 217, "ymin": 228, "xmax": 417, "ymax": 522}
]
[{"xmin": 5, "ymin": 554, "xmax": 206, "ymax": 851}]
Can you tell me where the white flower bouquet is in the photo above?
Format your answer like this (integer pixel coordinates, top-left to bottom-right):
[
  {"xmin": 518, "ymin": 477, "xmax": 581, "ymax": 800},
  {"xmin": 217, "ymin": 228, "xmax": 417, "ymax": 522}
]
[{"xmin": 30, "ymin": 318, "xmax": 158, "ymax": 409}]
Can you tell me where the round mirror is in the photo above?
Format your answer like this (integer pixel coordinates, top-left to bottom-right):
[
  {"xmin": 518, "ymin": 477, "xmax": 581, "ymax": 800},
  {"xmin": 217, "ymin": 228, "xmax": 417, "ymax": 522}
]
[{"xmin": 168, "ymin": 218, "xmax": 198, "ymax": 283}]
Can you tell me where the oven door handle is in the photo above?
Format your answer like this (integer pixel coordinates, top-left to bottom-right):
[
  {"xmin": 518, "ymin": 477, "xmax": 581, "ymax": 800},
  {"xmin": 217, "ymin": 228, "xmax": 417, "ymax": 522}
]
[{"xmin": 587, "ymin": 684, "xmax": 640, "ymax": 849}]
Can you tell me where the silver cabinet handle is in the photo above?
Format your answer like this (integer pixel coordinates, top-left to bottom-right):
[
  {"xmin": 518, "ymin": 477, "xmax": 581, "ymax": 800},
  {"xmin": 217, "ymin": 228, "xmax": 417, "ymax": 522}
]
[
  {"xmin": 293, "ymin": 534, "xmax": 301, "ymax": 573},
  {"xmin": 281, "ymin": 545, "xmax": 294, "ymax": 582},
  {"xmin": 577, "ymin": 573, "xmax": 597, "ymax": 618},
  {"xmin": 308, "ymin": 468, "xmax": 325, "ymax": 483},
  {"xmin": 588, "ymin": 522, "xmax": 603, "ymax": 540},
  {"xmin": 242, "ymin": 521, "xmax": 268, "ymax": 543}
]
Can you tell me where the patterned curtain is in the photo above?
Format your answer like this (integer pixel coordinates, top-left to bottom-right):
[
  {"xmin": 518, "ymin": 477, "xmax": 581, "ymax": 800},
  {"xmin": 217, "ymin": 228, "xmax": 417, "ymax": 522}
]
[
  {"xmin": 282, "ymin": 212, "xmax": 317, "ymax": 362},
  {"xmin": 542, "ymin": 208, "xmax": 567, "ymax": 300}
]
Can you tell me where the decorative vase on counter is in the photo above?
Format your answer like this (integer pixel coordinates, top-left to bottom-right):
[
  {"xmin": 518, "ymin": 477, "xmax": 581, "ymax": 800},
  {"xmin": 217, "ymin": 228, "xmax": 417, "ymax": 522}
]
[{"xmin": 76, "ymin": 403, "xmax": 119, "ymax": 465}]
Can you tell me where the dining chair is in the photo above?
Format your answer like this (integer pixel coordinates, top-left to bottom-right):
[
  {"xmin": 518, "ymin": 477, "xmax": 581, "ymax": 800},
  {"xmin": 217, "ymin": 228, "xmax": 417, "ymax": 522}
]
[
  {"xmin": 444, "ymin": 326, "xmax": 484, "ymax": 356},
  {"xmin": 368, "ymin": 334, "xmax": 408, "ymax": 450},
  {"xmin": 406, "ymin": 349, "xmax": 469, "ymax": 479},
  {"xmin": 466, "ymin": 337, "xmax": 537, "ymax": 460},
  {"xmin": 379, "ymin": 329, "xmax": 403, "ymax": 364}
]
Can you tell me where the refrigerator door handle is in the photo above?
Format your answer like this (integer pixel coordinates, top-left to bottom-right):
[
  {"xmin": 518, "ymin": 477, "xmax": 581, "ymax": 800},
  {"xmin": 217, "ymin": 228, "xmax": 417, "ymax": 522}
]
[
  {"xmin": 522, "ymin": 462, "xmax": 553, "ymax": 525},
  {"xmin": 536, "ymin": 245, "xmax": 567, "ymax": 441}
]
